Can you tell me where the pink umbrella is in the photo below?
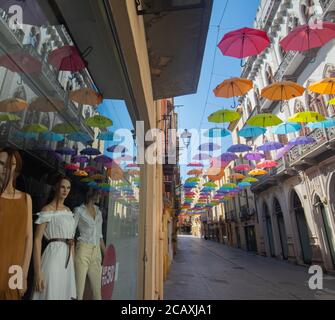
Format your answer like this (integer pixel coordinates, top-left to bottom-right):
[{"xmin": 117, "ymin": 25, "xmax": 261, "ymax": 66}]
[
  {"xmin": 218, "ymin": 27, "xmax": 270, "ymax": 59},
  {"xmin": 116, "ymin": 155, "xmax": 134, "ymax": 162},
  {"xmin": 275, "ymin": 144, "xmax": 292, "ymax": 160},
  {"xmin": 0, "ymin": 51, "xmax": 42, "ymax": 74},
  {"xmin": 234, "ymin": 164, "xmax": 252, "ymax": 171},
  {"xmin": 280, "ymin": 22, "xmax": 335, "ymax": 52},
  {"xmin": 187, "ymin": 162, "xmax": 204, "ymax": 167},
  {"xmin": 126, "ymin": 163, "xmax": 140, "ymax": 168},
  {"xmin": 244, "ymin": 152, "xmax": 266, "ymax": 161},
  {"xmin": 256, "ymin": 160, "xmax": 278, "ymax": 169}
]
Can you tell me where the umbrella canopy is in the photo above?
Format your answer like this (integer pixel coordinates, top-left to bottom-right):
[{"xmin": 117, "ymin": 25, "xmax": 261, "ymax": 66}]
[
  {"xmin": 126, "ymin": 163, "xmax": 140, "ymax": 168},
  {"xmin": 280, "ymin": 22, "xmax": 335, "ymax": 52},
  {"xmin": 275, "ymin": 144, "xmax": 292, "ymax": 160},
  {"xmin": 238, "ymin": 125, "xmax": 266, "ymax": 138},
  {"xmin": 0, "ymin": 51, "xmax": 42, "ymax": 73},
  {"xmin": 247, "ymin": 113, "xmax": 283, "ymax": 127},
  {"xmin": 218, "ymin": 27, "xmax": 270, "ymax": 59},
  {"xmin": 67, "ymin": 132, "xmax": 92, "ymax": 143},
  {"xmin": 186, "ymin": 178, "xmax": 200, "ymax": 183},
  {"xmin": 84, "ymin": 166, "xmax": 99, "ymax": 173},
  {"xmin": 289, "ymin": 136, "xmax": 316, "ymax": 146},
  {"xmin": 248, "ymin": 169, "xmax": 268, "ymax": 176},
  {"xmin": 204, "ymin": 128, "xmax": 231, "ymax": 138},
  {"xmin": 69, "ymin": 88, "xmax": 103, "ymax": 107},
  {"xmin": 213, "ymin": 77, "xmax": 253, "ymax": 98},
  {"xmin": 257, "ymin": 141, "xmax": 283, "ymax": 152},
  {"xmin": 238, "ymin": 182, "xmax": 252, "ymax": 188},
  {"xmin": 256, "ymin": 160, "xmax": 278, "ymax": 169},
  {"xmin": 288, "ymin": 111, "xmax": 325, "ymax": 123},
  {"xmin": 23, "ymin": 124, "xmax": 48, "ymax": 133},
  {"xmin": 272, "ymin": 122, "xmax": 302, "ymax": 135},
  {"xmin": 0, "ymin": 98, "xmax": 28, "ymax": 112},
  {"xmin": 29, "ymin": 97, "xmax": 64, "ymax": 112},
  {"xmin": 52, "ymin": 123, "xmax": 80, "ymax": 134},
  {"xmin": 97, "ymin": 131, "xmax": 118, "ymax": 141},
  {"xmin": 242, "ymin": 177, "xmax": 258, "ymax": 183},
  {"xmin": 91, "ymin": 174, "xmax": 105, "ymax": 181},
  {"xmin": 107, "ymin": 145, "xmax": 128, "ymax": 153},
  {"xmin": 244, "ymin": 152, "xmax": 266, "ymax": 161},
  {"xmin": 193, "ymin": 153, "xmax": 211, "ymax": 161},
  {"xmin": 198, "ymin": 143, "xmax": 221, "ymax": 152},
  {"xmin": 56, "ymin": 147, "xmax": 76, "ymax": 156},
  {"xmin": 72, "ymin": 155, "xmax": 89, "ymax": 163},
  {"xmin": 261, "ymin": 81, "xmax": 305, "ymax": 101},
  {"xmin": 94, "ymin": 155, "xmax": 113, "ymax": 164},
  {"xmin": 187, "ymin": 169, "xmax": 203, "ymax": 176},
  {"xmin": 187, "ymin": 162, "xmax": 204, "ymax": 167},
  {"xmin": 40, "ymin": 131, "xmax": 64, "ymax": 142},
  {"xmin": 64, "ymin": 164, "xmax": 79, "ymax": 171},
  {"xmin": 73, "ymin": 170, "xmax": 88, "ymax": 177},
  {"xmin": 203, "ymin": 182, "xmax": 218, "ymax": 188},
  {"xmin": 207, "ymin": 167, "xmax": 225, "ymax": 181},
  {"xmin": 0, "ymin": 113, "xmax": 21, "ymax": 121},
  {"xmin": 308, "ymin": 78, "xmax": 335, "ymax": 95},
  {"xmin": 234, "ymin": 164, "xmax": 252, "ymax": 171},
  {"xmin": 85, "ymin": 115, "xmax": 113, "ymax": 128},
  {"xmin": 116, "ymin": 155, "xmax": 134, "ymax": 162},
  {"xmin": 48, "ymin": 45, "xmax": 87, "ymax": 72},
  {"xmin": 230, "ymin": 173, "xmax": 246, "ymax": 180},
  {"xmin": 80, "ymin": 147, "xmax": 101, "ymax": 156},
  {"xmin": 227, "ymin": 144, "xmax": 252, "ymax": 153},
  {"xmin": 128, "ymin": 170, "xmax": 140, "ymax": 176},
  {"xmin": 307, "ymin": 118, "xmax": 335, "ymax": 129},
  {"xmin": 216, "ymin": 152, "xmax": 237, "ymax": 162},
  {"xmin": 208, "ymin": 109, "xmax": 241, "ymax": 123}
]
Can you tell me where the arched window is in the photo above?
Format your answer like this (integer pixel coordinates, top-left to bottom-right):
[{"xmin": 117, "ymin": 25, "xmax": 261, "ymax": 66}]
[
  {"xmin": 265, "ymin": 65, "xmax": 274, "ymax": 85},
  {"xmin": 300, "ymin": 0, "xmax": 315, "ymax": 24},
  {"xmin": 306, "ymin": 80, "xmax": 328, "ymax": 117},
  {"xmin": 247, "ymin": 99, "xmax": 252, "ymax": 115}
]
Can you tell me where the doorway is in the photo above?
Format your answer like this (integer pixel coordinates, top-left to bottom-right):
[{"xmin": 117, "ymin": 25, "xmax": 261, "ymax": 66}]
[
  {"xmin": 245, "ymin": 226, "xmax": 257, "ymax": 252},
  {"xmin": 264, "ymin": 203, "xmax": 275, "ymax": 257},
  {"xmin": 274, "ymin": 199, "xmax": 288, "ymax": 260}
]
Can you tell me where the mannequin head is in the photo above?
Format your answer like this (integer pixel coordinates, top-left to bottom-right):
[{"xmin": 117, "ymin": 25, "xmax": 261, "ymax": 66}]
[
  {"xmin": 85, "ymin": 188, "xmax": 100, "ymax": 205},
  {"xmin": 0, "ymin": 148, "xmax": 22, "ymax": 196},
  {"xmin": 49, "ymin": 176, "xmax": 71, "ymax": 209}
]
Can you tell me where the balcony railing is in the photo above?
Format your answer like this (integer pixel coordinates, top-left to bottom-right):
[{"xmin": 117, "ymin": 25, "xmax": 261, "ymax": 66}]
[{"xmin": 320, "ymin": 0, "xmax": 334, "ymax": 11}]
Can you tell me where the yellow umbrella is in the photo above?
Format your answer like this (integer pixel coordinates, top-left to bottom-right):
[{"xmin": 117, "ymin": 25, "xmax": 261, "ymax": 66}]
[
  {"xmin": 213, "ymin": 77, "xmax": 253, "ymax": 98},
  {"xmin": 288, "ymin": 111, "xmax": 325, "ymax": 123},
  {"xmin": 308, "ymin": 78, "xmax": 335, "ymax": 95},
  {"xmin": 328, "ymin": 98, "xmax": 335, "ymax": 105},
  {"xmin": 229, "ymin": 173, "xmax": 246, "ymax": 180},
  {"xmin": 29, "ymin": 97, "xmax": 64, "ymax": 112},
  {"xmin": 73, "ymin": 170, "xmax": 88, "ymax": 177},
  {"xmin": 208, "ymin": 109, "xmax": 241, "ymax": 123},
  {"xmin": 69, "ymin": 88, "xmax": 103, "ymax": 106},
  {"xmin": 0, "ymin": 98, "xmax": 28, "ymax": 112},
  {"xmin": 248, "ymin": 169, "xmax": 268, "ymax": 176},
  {"xmin": 247, "ymin": 113, "xmax": 283, "ymax": 127},
  {"xmin": 0, "ymin": 113, "xmax": 21, "ymax": 121},
  {"xmin": 261, "ymin": 81, "xmax": 305, "ymax": 101},
  {"xmin": 52, "ymin": 122, "xmax": 80, "ymax": 134}
]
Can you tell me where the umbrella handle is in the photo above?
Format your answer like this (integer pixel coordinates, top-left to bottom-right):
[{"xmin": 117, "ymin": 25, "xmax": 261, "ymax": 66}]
[{"xmin": 82, "ymin": 46, "xmax": 93, "ymax": 58}]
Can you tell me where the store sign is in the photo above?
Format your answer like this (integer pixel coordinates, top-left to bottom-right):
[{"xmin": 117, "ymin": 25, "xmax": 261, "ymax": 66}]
[{"xmin": 101, "ymin": 244, "xmax": 117, "ymax": 300}]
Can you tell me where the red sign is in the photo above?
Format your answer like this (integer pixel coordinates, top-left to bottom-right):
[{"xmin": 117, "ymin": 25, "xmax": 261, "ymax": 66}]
[{"xmin": 101, "ymin": 244, "xmax": 116, "ymax": 300}]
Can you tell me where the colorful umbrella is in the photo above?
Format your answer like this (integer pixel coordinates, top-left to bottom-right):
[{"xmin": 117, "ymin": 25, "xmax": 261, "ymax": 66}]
[
  {"xmin": 97, "ymin": 131, "xmax": 119, "ymax": 141},
  {"xmin": 257, "ymin": 141, "xmax": 283, "ymax": 151},
  {"xmin": 0, "ymin": 113, "xmax": 21, "ymax": 121},
  {"xmin": 238, "ymin": 182, "xmax": 252, "ymax": 188},
  {"xmin": 247, "ymin": 114, "xmax": 283, "ymax": 127},
  {"xmin": 127, "ymin": 163, "xmax": 140, "ymax": 168},
  {"xmin": 256, "ymin": 160, "xmax": 278, "ymax": 169},
  {"xmin": 85, "ymin": 115, "xmax": 113, "ymax": 128},
  {"xmin": 244, "ymin": 152, "xmax": 266, "ymax": 161},
  {"xmin": 0, "ymin": 51, "xmax": 42, "ymax": 73},
  {"xmin": 193, "ymin": 153, "xmax": 211, "ymax": 161},
  {"xmin": 73, "ymin": 171, "xmax": 89, "ymax": 178},
  {"xmin": 208, "ymin": 109, "xmax": 241, "ymax": 123},
  {"xmin": 207, "ymin": 167, "xmax": 225, "ymax": 181},
  {"xmin": 272, "ymin": 122, "xmax": 302, "ymax": 135},
  {"xmin": 214, "ymin": 77, "xmax": 253, "ymax": 97},
  {"xmin": 41, "ymin": 131, "xmax": 64, "ymax": 142},
  {"xmin": 216, "ymin": 152, "xmax": 237, "ymax": 162},
  {"xmin": 203, "ymin": 182, "xmax": 218, "ymax": 188},
  {"xmin": 84, "ymin": 166, "xmax": 99, "ymax": 173},
  {"xmin": 72, "ymin": 155, "xmax": 89, "ymax": 163},
  {"xmin": 227, "ymin": 144, "xmax": 252, "ymax": 153},
  {"xmin": 116, "ymin": 155, "xmax": 134, "ymax": 162},
  {"xmin": 218, "ymin": 27, "xmax": 270, "ymax": 59},
  {"xmin": 23, "ymin": 124, "xmax": 48, "ymax": 133},
  {"xmin": 91, "ymin": 174, "xmax": 105, "ymax": 181},
  {"xmin": 67, "ymin": 132, "xmax": 92, "ymax": 143},
  {"xmin": 204, "ymin": 128, "xmax": 231, "ymax": 138},
  {"xmin": 288, "ymin": 111, "xmax": 325, "ymax": 123},
  {"xmin": 0, "ymin": 98, "xmax": 28, "ymax": 112},
  {"xmin": 107, "ymin": 145, "xmax": 128, "ymax": 153},
  {"xmin": 94, "ymin": 155, "xmax": 113, "ymax": 164},
  {"xmin": 187, "ymin": 162, "xmax": 204, "ymax": 167},
  {"xmin": 56, "ymin": 147, "xmax": 76, "ymax": 156},
  {"xmin": 242, "ymin": 177, "xmax": 258, "ymax": 183},
  {"xmin": 198, "ymin": 143, "xmax": 221, "ymax": 151},
  {"xmin": 69, "ymin": 88, "xmax": 103, "ymax": 107},
  {"xmin": 187, "ymin": 169, "xmax": 203, "ymax": 176},
  {"xmin": 234, "ymin": 164, "xmax": 252, "ymax": 171},
  {"xmin": 186, "ymin": 178, "xmax": 200, "ymax": 183},
  {"xmin": 238, "ymin": 125, "xmax": 266, "ymax": 138},
  {"xmin": 128, "ymin": 170, "xmax": 140, "ymax": 176},
  {"xmin": 280, "ymin": 22, "xmax": 335, "ymax": 52},
  {"xmin": 48, "ymin": 45, "xmax": 87, "ymax": 72},
  {"xmin": 307, "ymin": 118, "xmax": 335, "ymax": 129},
  {"xmin": 80, "ymin": 147, "xmax": 101, "ymax": 156},
  {"xmin": 249, "ymin": 169, "xmax": 268, "ymax": 176},
  {"xmin": 230, "ymin": 173, "xmax": 246, "ymax": 180},
  {"xmin": 275, "ymin": 144, "xmax": 292, "ymax": 160},
  {"xmin": 64, "ymin": 164, "xmax": 79, "ymax": 171},
  {"xmin": 29, "ymin": 97, "xmax": 64, "ymax": 112},
  {"xmin": 289, "ymin": 136, "xmax": 316, "ymax": 146},
  {"xmin": 52, "ymin": 123, "xmax": 80, "ymax": 134},
  {"xmin": 308, "ymin": 78, "xmax": 335, "ymax": 95},
  {"xmin": 261, "ymin": 81, "xmax": 305, "ymax": 101}
]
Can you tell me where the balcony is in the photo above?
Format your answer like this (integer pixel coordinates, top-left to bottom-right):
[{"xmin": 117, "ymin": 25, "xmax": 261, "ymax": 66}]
[{"xmin": 320, "ymin": 0, "xmax": 335, "ymax": 12}]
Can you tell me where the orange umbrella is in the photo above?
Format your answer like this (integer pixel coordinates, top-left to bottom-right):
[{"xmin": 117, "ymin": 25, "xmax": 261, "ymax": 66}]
[
  {"xmin": 256, "ymin": 160, "xmax": 278, "ymax": 169},
  {"xmin": 29, "ymin": 97, "xmax": 64, "ymax": 112},
  {"xmin": 214, "ymin": 77, "xmax": 253, "ymax": 98},
  {"xmin": 0, "ymin": 98, "xmax": 28, "ymax": 112},
  {"xmin": 261, "ymin": 81, "xmax": 305, "ymax": 101},
  {"xmin": 248, "ymin": 169, "xmax": 268, "ymax": 176},
  {"xmin": 229, "ymin": 173, "xmax": 246, "ymax": 180},
  {"xmin": 91, "ymin": 174, "xmax": 105, "ymax": 181},
  {"xmin": 308, "ymin": 78, "xmax": 335, "ymax": 95},
  {"xmin": 69, "ymin": 88, "xmax": 103, "ymax": 106},
  {"xmin": 187, "ymin": 169, "xmax": 203, "ymax": 176},
  {"xmin": 73, "ymin": 170, "xmax": 88, "ymax": 177},
  {"xmin": 207, "ymin": 167, "xmax": 225, "ymax": 181},
  {"xmin": 128, "ymin": 170, "xmax": 140, "ymax": 176}
]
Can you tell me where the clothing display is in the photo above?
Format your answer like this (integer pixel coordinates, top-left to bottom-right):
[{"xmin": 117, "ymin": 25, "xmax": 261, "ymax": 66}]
[
  {"xmin": 32, "ymin": 210, "xmax": 76, "ymax": 300},
  {"xmin": 74, "ymin": 204, "xmax": 103, "ymax": 300},
  {"xmin": 0, "ymin": 194, "xmax": 28, "ymax": 300}
]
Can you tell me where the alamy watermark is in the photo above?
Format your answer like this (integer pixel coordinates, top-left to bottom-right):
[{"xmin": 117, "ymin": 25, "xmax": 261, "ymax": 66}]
[{"xmin": 308, "ymin": 265, "xmax": 323, "ymax": 290}]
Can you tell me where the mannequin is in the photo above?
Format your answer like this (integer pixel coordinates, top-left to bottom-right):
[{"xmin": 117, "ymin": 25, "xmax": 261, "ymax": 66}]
[
  {"xmin": 0, "ymin": 148, "xmax": 33, "ymax": 300},
  {"xmin": 32, "ymin": 176, "xmax": 76, "ymax": 300},
  {"xmin": 74, "ymin": 188, "xmax": 106, "ymax": 300}
]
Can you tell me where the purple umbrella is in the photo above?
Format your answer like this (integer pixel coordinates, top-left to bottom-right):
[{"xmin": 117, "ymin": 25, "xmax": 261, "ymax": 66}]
[
  {"xmin": 227, "ymin": 144, "xmax": 252, "ymax": 153},
  {"xmin": 216, "ymin": 152, "xmax": 238, "ymax": 162},
  {"xmin": 56, "ymin": 147, "xmax": 76, "ymax": 156},
  {"xmin": 107, "ymin": 145, "xmax": 128, "ymax": 153},
  {"xmin": 94, "ymin": 155, "xmax": 113, "ymax": 164},
  {"xmin": 193, "ymin": 153, "xmax": 211, "ymax": 161},
  {"xmin": 244, "ymin": 152, "xmax": 266, "ymax": 161},
  {"xmin": 257, "ymin": 141, "xmax": 283, "ymax": 152},
  {"xmin": 72, "ymin": 155, "xmax": 89, "ymax": 163},
  {"xmin": 275, "ymin": 144, "xmax": 292, "ymax": 160},
  {"xmin": 198, "ymin": 143, "xmax": 221, "ymax": 152},
  {"xmin": 80, "ymin": 147, "xmax": 101, "ymax": 156},
  {"xmin": 289, "ymin": 136, "xmax": 316, "ymax": 146}
]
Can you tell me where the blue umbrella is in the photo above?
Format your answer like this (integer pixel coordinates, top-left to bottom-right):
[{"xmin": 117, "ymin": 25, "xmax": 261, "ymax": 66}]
[
  {"xmin": 307, "ymin": 118, "xmax": 335, "ymax": 129},
  {"xmin": 289, "ymin": 136, "xmax": 316, "ymax": 146},
  {"xmin": 67, "ymin": 132, "xmax": 92, "ymax": 143},
  {"xmin": 257, "ymin": 141, "xmax": 283, "ymax": 151},
  {"xmin": 238, "ymin": 182, "xmax": 252, "ymax": 188},
  {"xmin": 227, "ymin": 144, "xmax": 252, "ymax": 153},
  {"xmin": 41, "ymin": 132, "xmax": 64, "ymax": 142},
  {"xmin": 204, "ymin": 128, "xmax": 231, "ymax": 138},
  {"xmin": 14, "ymin": 131, "xmax": 38, "ymax": 140},
  {"xmin": 56, "ymin": 147, "xmax": 76, "ymax": 156},
  {"xmin": 238, "ymin": 125, "xmax": 266, "ymax": 138},
  {"xmin": 97, "ymin": 131, "xmax": 119, "ymax": 141},
  {"xmin": 272, "ymin": 122, "xmax": 301, "ymax": 135}
]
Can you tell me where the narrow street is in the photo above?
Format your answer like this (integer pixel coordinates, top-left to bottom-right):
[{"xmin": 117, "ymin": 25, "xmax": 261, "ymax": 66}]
[{"xmin": 164, "ymin": 236, "xmax": 335, "ymax": 300}]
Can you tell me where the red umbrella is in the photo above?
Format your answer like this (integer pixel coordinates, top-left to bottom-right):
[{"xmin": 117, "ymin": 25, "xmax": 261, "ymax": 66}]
[
  {"xmin": 280, "ymin": 22, "xmax": 335, "ymax": 52},
  {"xmin": 48, "ymin": 45, "xmax": 87, "ymax": 72},
  {"xmin": 256, "ymin": 160, "xmax": 278, "ymax": 169},
  {"xmin": 218, "ymin": 27, "xmax": 270, "ymax": 60},
  {"xmin": 234, "ymin": 164, "xmax": 252, "ymax": 171},
  {"xmin": 0, "ymin": 51, "xmax": 42, "ymax": 74},
  {"xmin": 64, "ymin": 164, "xmax": 79, "ymax": 171}
]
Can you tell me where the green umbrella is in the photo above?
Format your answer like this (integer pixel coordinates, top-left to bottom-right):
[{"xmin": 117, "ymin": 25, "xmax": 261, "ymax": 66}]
[
  {"xmin": 203, "ymin": 182, "xmax": 218, "ymax": 188},
  {"xmin": 81, "ymin": 177, "xmax": 95, "ymax": 183},
  {"xmin": 247, "ymin": 113, "xmax": 283, "ymax": 127},
  {"xmin": 208, "ymin": 109, "xmax": 241, "ymax": 123},
  {"xmin": 242, "ymin": 177, "xmax": 258, "ymax": 183},
  {"xmin": 52, "ymin": 122, "xmax": 80, "ymax": 134},
  {"xmin": 23, "ymin": 123, "xmax": 48, "ymax": 133},
  {"xmin": 186, "ymin": 177, "xmax": 200, "ymax": 183},
  {"xmin": 0, "ymin": 113, "xmax": 21, "ymax": 121},
  {"xmin": 85, "ymin": 115, "xmax": 113, "ymax": 128}
]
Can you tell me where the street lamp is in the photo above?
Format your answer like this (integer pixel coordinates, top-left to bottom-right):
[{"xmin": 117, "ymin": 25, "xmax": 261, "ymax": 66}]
[{"xmin": 181, "ymin": 129, "xmax": 192, "ymax": 149}]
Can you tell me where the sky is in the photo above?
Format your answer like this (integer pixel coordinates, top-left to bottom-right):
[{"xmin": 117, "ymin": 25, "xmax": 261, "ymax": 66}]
[{"xmin": 175, "ymin": 0, "xmax": 260, "ymax": 180}]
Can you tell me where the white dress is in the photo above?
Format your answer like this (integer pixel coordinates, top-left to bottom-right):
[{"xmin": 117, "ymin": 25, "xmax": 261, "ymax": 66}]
[{"xmin": 32, "ymin": 210, "xmax": 77, "ymax": 300}]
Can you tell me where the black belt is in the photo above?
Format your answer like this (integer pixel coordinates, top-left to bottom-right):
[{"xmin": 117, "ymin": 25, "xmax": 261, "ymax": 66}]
[{"xmin": 47, "ymin": 238, "xmax": 75, "ymax": 269}]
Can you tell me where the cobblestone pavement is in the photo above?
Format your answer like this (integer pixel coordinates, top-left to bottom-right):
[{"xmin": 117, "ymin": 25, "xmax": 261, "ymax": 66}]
[{"xmin": 164, "ymin": 236, "xmax": 335, "ymax": 300}]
